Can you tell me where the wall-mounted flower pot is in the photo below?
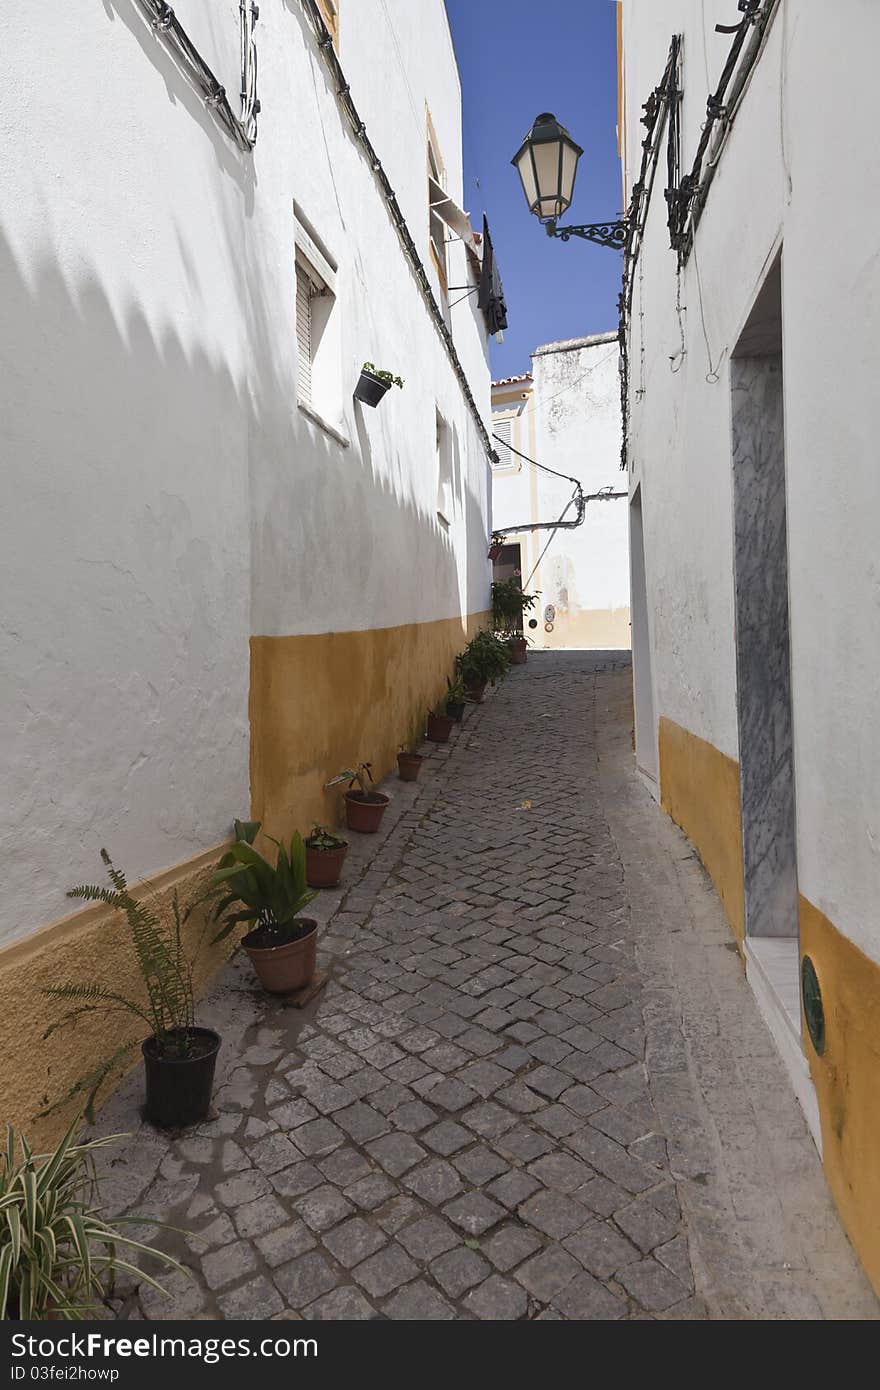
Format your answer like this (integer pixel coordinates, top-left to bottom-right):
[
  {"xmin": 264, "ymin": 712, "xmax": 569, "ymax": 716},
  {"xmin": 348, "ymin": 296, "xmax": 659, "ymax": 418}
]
[
  {"xmin": 446, "ymin": 699, "xmax": 466, "ymax": 723},
  {"xmin": 354, "ymin": 369, "xmax": 392, "ymax": 408},
  {"xmin": 397, "ymin": 752, "xmax": 424, "ymax": 782},
  {"xmin": 427, "ymin": 711, "xmax": 454, "ymax": 743},
  {"xmin": 466, "ymin": 681, "xmax": 487, "ymax": 704},
  {"xmin": 242, "ymin": 919, "xmax": 318, "ymax": 994},
  {"xmin": 488, "ymin": 542, "xmax": 503, "ymax": 562},
  {"xmin": 306, "ymin": 842, "xmax": 349, "ymax": 888},
  {"xmin": 508, "ymin": 637, "xmax": 528, "ymax": 665},
  {"xmin": 142, "ymin": 1027, "xmax": 221, "ymax": 1130},
  {"xmin": 344, "ymin": 789, "xmax": 391, "ymax": 832}
]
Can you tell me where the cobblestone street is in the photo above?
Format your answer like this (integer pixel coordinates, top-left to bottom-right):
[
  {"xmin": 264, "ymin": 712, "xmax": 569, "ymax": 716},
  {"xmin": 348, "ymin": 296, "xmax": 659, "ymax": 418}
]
[{"xmin": 96, "ymin": 652, "xmax": 877, "ymax": 1320}]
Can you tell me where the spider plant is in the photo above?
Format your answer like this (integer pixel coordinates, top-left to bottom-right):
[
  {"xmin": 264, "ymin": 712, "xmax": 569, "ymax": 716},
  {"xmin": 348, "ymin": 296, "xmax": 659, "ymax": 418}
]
[{"xmin": 0, "ymin": 1121, "xmax": 184, "ymax": 1320}]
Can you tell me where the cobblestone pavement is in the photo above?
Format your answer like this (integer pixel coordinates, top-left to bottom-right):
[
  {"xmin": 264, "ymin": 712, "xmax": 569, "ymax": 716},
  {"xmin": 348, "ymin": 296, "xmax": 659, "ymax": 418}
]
[{"xmin": 96, "ymin": 652, "xmax": 878, "ymax": 1320}]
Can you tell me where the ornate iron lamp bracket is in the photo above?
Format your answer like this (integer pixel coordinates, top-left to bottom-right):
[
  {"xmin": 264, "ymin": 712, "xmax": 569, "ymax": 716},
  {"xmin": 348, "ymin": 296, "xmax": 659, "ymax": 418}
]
[{"xmin": 543, "ymin": 217, "xmax": 627, "ymax": 250}]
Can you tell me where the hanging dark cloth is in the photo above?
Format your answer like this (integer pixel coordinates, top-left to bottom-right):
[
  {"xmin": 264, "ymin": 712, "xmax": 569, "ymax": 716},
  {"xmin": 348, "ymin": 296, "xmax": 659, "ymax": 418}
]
[{"xmin": 478, "ymin": 215, "xmax": 508, "ymax": 333}]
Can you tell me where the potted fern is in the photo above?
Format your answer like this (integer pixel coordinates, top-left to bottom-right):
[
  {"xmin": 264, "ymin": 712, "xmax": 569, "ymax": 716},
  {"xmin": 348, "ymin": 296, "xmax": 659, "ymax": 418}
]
[
  {"xmin": 327, "ymin": 763, "xmax": 390, "ymax": 833},
  {"xmin": 205, "ymin": 821, "xmax": 318, "ymax": 994},
  {"xmin": 304, "ymin": 824, "xmax": 349, "ymax": 889},
  {"xmin": 354, "ymin": 361, "xmax": 404, "ymax": 408},
  {"xmin": 42, "ymin": 851, "xmax": 220, "ymax": 1131},
  {"xmin": 0, "ymin": 1122, "xmax": 185, "ymax": 1320}
]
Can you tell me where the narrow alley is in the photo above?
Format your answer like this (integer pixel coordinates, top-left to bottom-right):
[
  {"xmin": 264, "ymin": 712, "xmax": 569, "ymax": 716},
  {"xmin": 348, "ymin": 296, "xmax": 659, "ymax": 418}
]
[{"xmin": 95, "ymin": 655, "xmax": 877, "ymax": 1321}]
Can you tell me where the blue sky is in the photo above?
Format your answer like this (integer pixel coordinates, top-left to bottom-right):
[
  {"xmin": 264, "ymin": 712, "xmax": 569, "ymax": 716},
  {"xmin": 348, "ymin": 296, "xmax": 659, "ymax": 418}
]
[{"xmin": 444, "ymin": 0, "xmax": 622, "ymax": 379}]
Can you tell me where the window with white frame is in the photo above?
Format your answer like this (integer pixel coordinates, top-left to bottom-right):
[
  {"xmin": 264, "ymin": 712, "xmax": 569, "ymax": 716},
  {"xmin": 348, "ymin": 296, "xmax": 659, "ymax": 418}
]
[
  {"xmin": 436, "ymin": 411, "xmax": 454, "ymax": 526},
  {"xmin": 294, "ymin": 211, "xmax": 340, "ymax": 431},
  {"xmin": 427, "ymin": 116, "xmax": 448, "ymax": 299}
]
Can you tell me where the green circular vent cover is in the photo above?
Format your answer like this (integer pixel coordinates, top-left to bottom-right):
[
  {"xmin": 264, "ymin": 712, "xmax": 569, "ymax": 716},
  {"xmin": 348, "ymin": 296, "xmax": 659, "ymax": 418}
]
[{"xmin": 801, "ymin": 955, "xmax": 825, "ymax": 1056}]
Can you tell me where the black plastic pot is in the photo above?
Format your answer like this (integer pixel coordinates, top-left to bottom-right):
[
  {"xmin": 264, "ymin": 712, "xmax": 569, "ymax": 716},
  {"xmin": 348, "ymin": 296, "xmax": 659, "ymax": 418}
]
[
  {"xmin": 142, "ymin": 1027, "xmax": 221, "ymax": 1130},
  {"xmin": 354, "ymin": 369, "xmax": 392, "ymax": 408},
  {"xmin": 446, "ymin": 699, "xmax": 466, "ymax": 722}
]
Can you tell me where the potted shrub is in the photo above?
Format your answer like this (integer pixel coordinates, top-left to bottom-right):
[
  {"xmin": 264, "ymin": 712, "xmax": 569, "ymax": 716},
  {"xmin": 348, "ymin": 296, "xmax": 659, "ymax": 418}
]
[
  {"xmin": 445, "ymin": 674, "xmax": 468, "ymax": 722},
  {"xmin": 455, "ymin": 630, "xmax": 511, "ymax": 702},
  {"xmin": 327, "ymin": 763, "xmax": 390, "ymax": 833},
  {"xmin": 397, "ymin": 748, "xmax": 424, "ymax": 782},
  {"xmin": 0, "ymin": 1121, "xmax": 185, "ymax": 1320},
  {"xmin": 304, "ymin": 824, "xmax": 349, "ymax": 889},
  {"xmin": 492, "ymin": 576, "xmax": 539, "ymax": 664},
  {"xmin": 354, "ymin": 361, "xmax": 404, "ymax": 408},
  {"xmin": 205, "ymin": 821, "xmax": 318, "ymax": 995},
  {"xmin": 426, "ymin": 709, "xmax": 455, "ymax": 743},
  {"xmin": 42, "ymin": 851, "xmax": 221, "ymax": 1131}
]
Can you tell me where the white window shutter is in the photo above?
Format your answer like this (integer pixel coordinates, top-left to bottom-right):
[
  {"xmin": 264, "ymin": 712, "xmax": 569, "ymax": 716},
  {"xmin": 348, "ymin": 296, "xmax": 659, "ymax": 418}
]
[
  {"xmin": 493, "ymin": 416, "xmax": 512, "ymax": 467},
  {"xmin": 296, "ymin": 265, "xmax": 313, "ymax": 405}
]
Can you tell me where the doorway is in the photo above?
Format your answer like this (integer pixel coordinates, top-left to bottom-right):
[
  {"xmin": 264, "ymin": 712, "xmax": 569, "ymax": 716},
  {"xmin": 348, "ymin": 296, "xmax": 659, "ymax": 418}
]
[
  {"xmin": 731, "ymin": 257, "xmax": 817, "ymax": 1139},
  {"xmin": 731, "ymin": 257, "xmax": 798, "ymax": 943}
]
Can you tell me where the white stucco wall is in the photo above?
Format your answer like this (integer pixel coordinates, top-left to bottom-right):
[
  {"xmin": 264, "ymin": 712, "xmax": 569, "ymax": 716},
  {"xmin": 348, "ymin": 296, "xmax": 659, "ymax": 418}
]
[
  {"xmin": 491, "ymin": 334, "xmax": 629, "ymax": 648},
  {"xmin": 0, "ymin": 0, "xmax": 492, "ymax": 946},
  {"xmin": 622, "ymin": 0, "xmax": 880, "ymax": 964}
]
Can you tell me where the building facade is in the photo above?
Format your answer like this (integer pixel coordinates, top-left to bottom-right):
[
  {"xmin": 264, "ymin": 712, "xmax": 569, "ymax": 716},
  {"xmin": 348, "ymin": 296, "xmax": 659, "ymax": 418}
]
[
  {"xmin": 491, "ymin": 334, "xmax": 630, "ymax": 650},
  {"xmin": 619, "ymin": 0, "xmax": 880, "ymax": 1290},
  {"xmin": 1, "ymin": 1, "xmax": 496, "ymax": 1140}
]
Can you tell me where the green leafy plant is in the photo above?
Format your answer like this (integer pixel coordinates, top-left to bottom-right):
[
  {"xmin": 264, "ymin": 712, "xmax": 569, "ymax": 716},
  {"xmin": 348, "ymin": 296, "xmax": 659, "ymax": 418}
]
[
  {"xmin": 304, "ymin": 824, "xmax": 348, "ymax": 851},
  {"xmin": 491, "ymin": 576, "xmax": 539, "ymax": 637},
  {"xmin": 0, "ymin": 1121, "xmax": 185, "ymax": 1320},
  {"xmin": 362, "ymin": 362, "xmax": 404, "ymax": 389},
  {"xmin": 40, "ymin": 851, "xmax": 206, "ymax": 1121},
  {"xmin": 326, "ymin": 763, "xmax": 376, "ymax": 798},
  {"xmin": 205, "ymin": 820, "xmax": 316, "ymax": 946},
  {"xmin": 455, "ymin": 630, "xmax": 511, "ymax": 690},
  {"xmin": 445, "ymin": 674, "xmax": 468, "ymax": 704}
]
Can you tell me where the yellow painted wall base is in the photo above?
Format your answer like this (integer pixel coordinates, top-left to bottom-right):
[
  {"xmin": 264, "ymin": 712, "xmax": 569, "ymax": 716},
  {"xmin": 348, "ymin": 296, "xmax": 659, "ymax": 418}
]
[
  {"xmin": 800, "ymin": 897, "xmax": 880, "ymax": 1293},
  {"xmin": 658, "ymin": 715, "xmax": 745, "ymax": 942},
  {"xmin": 657, "ymin": 714, "xmax": 880, "ymax": 1296},
  {"xmin": 0, "ymin": 846, "xmax": 230, "ymax": 1150},
  {"xmin": 539, "ymin": 606, "xmax": 631, "ymax": 652},
  {"xmin": 250, "ymin": 613, "xmax": 489, "ymax": 843}
]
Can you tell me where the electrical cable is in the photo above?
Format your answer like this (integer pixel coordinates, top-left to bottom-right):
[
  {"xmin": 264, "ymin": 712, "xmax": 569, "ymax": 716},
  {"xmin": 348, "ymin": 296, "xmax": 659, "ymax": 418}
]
[
  {"xmin": 492, "ymin": 434, "xmax": 579, "ymax": 487},
  {"xmin": 136, "ymin": 0, "xmax": 256, "ymax": 149},
  {"xmin": 299, "ymin": 0, "xmax": 497, "ymax": 465},
  {"xmin": 521, "ymin": 499, "xmax": 578, "ymax": 590}
]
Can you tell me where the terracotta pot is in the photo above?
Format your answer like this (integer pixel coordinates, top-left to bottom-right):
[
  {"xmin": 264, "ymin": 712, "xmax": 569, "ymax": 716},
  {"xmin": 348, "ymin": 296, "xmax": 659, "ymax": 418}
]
[
  {"xmin": 446, "ymin": 699, "xmax": 466, "ymax": 723},
  {"xmin": 466, "ymin": 681, "xmax": 487, "ymax": 704},
  {"xmin": 488, "ymin": 542, "xmax": 503, "ymax": 562},
  {"xmin": 427, "ymin": 712, "xmax": 454, "ymax": 743},
  {"xmin": 397, "ymin": 752, "xmax": 423, "ymax": 782},
  {"xmin": 306, "ymin": 842, "xmax": 348, "ymax": 888},
  {"xmin": 344, "ymin": 790, "xmax": 390, "ymax": 833},
  {"xmin": 142, "ymin": 1027, "xmax": 221, "ymax": 1129},
  {"xmin": 508, "ymin": 637, "xmax": 528, "ymax": 665},
  {"xmin": 242, "ymin": 919, "xmax": 318, "ymax": 994}
]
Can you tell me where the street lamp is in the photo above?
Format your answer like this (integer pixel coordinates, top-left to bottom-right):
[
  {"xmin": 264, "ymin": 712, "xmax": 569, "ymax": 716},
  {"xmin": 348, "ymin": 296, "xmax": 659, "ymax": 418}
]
[{"xmin": 512, "ymin": 112, "xmax": 626, "ymax": 251}]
